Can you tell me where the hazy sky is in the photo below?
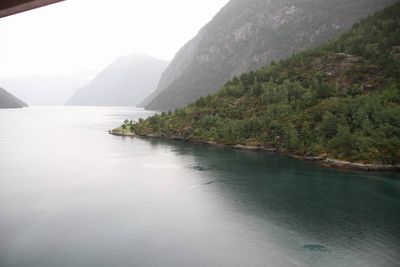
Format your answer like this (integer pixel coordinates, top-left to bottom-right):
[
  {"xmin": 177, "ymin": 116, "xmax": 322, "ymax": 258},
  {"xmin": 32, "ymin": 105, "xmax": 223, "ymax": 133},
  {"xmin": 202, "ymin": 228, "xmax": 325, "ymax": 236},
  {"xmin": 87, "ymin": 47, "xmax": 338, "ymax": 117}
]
[{"xmin": 0, "ymin": 0, "xmax": 229, "ymax": 78}]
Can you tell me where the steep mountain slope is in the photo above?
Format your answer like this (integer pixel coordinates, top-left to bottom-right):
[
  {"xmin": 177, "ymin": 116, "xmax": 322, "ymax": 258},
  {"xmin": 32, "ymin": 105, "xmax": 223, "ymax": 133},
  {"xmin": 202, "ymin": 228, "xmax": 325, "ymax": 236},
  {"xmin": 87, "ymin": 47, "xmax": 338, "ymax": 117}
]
[
  {"xmin": 0, "ymin": 71, "xmax": 93, "ymax": 105},
  {"xmin": 141, "ymin": 0, "xmax": 397, "ymax": 111},
  {"xmin": 0, "ymin": 87, "xmax": 28, "ymax": 108},
  {"xmin": 66, "ymin": 54, "xmax": 168, "ymax": 106},
  {"xmin": 116, "ymin": 2, "xmax": 400, "ymax": 166}
]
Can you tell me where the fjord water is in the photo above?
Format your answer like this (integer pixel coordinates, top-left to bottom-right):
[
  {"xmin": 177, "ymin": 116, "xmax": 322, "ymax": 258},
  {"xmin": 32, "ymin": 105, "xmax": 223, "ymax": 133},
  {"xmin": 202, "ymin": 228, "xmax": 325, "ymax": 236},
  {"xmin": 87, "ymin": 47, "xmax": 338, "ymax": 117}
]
[{"xmin": 0, "ymin": 107, "xmax": 399, "ymax": 267}]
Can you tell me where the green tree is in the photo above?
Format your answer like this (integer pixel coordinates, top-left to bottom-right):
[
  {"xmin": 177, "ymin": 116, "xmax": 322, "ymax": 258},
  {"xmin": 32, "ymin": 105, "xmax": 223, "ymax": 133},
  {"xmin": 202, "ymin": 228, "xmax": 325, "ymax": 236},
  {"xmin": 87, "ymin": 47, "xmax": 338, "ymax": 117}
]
[{"xmin": 320, "ymin": 112, "xmax": 338, "ymax": 139}]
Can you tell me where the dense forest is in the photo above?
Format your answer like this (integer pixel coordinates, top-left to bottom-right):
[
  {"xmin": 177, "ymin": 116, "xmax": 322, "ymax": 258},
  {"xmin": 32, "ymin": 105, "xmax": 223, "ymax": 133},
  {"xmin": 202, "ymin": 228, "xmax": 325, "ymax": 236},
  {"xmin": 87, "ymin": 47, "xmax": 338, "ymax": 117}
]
[{"xmin": 116, "ymin": 2, "xmax": 400, "ymax": 165}]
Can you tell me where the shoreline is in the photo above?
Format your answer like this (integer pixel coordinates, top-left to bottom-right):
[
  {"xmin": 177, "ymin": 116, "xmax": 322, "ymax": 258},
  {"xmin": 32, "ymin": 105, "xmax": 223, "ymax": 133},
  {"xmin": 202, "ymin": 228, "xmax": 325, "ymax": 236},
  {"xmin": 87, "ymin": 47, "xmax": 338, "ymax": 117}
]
[{"xmin": 109, "ymin": 129, "xmax": 400, "ymax": 172}]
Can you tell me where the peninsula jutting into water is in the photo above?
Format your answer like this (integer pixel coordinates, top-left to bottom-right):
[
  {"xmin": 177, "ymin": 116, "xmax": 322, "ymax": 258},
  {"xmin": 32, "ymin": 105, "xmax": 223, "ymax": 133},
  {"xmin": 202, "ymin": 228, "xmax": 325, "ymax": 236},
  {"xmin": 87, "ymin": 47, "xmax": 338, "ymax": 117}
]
[
  {"xmin": 113, "ymin": 3, "xmax": 400, "ymax": 170},
  {"xmin": 1, "ymin": 106, "xmax": 399, "ymax": 267}
]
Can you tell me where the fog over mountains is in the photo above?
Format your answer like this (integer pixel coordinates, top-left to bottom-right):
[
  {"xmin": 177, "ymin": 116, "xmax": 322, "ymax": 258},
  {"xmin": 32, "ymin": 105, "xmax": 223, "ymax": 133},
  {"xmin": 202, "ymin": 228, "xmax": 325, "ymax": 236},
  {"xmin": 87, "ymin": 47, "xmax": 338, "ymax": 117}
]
[
  {"xmin": 0, "ymin": 72, "xmax": 93, "ymax": 106},
  {"xmin": 140, "ymin": 0, "xmax": 397, "ymax": 111},
  {"xmin": 1, "ymin": 0, "xmax": 396, "ymax": 110},
  {"xmin": 66, "ymin": 54, "xmax": 169, "ymax": 106}
]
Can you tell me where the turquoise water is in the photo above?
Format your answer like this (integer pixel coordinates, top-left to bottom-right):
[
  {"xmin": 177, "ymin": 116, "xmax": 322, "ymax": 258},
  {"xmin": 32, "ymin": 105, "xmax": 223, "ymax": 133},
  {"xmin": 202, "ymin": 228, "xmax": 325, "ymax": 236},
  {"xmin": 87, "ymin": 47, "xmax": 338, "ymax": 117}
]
[{"xmin": 0, "ymin": 106, "xmax": 399, "ymax": 267}]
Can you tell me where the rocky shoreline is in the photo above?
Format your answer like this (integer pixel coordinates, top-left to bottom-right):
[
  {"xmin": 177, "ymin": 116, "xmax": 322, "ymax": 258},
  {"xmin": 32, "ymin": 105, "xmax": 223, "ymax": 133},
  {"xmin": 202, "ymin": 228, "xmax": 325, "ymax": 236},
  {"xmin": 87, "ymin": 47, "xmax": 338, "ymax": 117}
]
[{"xmin": 109, "ymin": 129, "xmax": 400, "ymax": 172}]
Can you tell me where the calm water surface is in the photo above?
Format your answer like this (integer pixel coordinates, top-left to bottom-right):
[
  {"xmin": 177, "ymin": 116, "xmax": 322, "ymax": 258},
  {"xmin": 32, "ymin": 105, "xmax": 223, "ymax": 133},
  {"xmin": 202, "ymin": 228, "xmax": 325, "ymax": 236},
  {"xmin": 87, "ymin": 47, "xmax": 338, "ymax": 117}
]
[{"xmin": 0, "ymin": 106, "xmax": 399, "ymax": 267}]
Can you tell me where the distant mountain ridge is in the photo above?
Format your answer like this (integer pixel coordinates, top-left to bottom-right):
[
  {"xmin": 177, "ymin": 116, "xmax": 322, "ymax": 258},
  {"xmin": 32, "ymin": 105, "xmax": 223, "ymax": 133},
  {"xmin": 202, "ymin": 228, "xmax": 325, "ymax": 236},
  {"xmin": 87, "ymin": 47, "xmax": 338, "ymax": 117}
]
[
  {"xmin": 0, "ymin": 72, "xmax": 93, "ymax": 106},
  {"xmin": 141, "ymin": 0, "xmax": 397, "ymax": 111},
  {"xmin": 66, "ymin": 54, "xmax": 169, "ymax": 106},
  {"xmin": 0, "ymin": 87, "xmax": 28, "ymax": 108}
]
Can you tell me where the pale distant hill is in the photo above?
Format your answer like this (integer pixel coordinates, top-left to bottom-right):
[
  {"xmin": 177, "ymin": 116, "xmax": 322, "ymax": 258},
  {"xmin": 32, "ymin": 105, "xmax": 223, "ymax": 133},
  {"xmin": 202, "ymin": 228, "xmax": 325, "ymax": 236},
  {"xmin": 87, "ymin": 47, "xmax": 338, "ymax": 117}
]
[
  {"xmin": 66, "ymin": 54, "xmax": 169, "ymax": 106},
  {"xmin": 0, "ymin": 87, "xmax": 28, "ymax": 108},
  {"xmin": 0, "ymin": 71, "xmax": 94, "ymax": 106}
]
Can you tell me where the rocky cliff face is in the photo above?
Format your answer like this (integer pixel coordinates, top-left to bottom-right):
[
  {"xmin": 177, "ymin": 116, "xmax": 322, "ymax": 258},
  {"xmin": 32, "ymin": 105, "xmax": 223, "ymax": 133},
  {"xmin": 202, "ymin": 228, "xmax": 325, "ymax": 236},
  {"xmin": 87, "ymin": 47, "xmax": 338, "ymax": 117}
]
[
  {"xmin": 141, "ymin": 0, "xmax": 397, "ymax": 111},
  {"xmin": 66, "ymin": 54, "xmax": 169, "ymax": 106},
  {"xmin": 0, "ymin": 87, "xmax": 28, "ymax": 108}
]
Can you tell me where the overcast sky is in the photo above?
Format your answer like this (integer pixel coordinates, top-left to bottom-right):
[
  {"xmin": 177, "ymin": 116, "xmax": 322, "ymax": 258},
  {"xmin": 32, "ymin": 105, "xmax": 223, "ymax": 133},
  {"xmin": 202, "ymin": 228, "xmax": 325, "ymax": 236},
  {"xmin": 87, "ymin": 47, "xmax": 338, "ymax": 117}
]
[{"xmin": 0, "ymin": 0, "xmax": 229, "ymax": 78}]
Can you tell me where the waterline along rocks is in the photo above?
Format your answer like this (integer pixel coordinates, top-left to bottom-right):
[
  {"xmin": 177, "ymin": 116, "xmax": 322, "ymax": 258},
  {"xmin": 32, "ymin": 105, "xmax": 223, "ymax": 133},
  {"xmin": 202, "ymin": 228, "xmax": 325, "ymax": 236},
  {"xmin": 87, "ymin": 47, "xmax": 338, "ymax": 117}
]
[{"xmin": 113, "ymin": 3, "xmax": 400, "ymax": 170}]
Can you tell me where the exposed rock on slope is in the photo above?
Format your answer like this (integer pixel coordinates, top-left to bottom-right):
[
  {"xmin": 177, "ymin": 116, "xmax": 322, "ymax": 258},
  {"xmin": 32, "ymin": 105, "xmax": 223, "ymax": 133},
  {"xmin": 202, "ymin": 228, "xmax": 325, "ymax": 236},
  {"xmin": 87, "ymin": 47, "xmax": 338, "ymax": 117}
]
[{"xmin": 141, "ymin": 0, "xmax": 397, "ymax": 111}]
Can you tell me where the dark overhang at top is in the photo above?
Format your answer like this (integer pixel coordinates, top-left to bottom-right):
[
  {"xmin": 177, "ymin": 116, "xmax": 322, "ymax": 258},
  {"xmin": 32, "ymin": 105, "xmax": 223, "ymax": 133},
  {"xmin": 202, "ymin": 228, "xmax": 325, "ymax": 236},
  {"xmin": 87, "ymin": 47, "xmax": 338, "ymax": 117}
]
[{"xmin": 0, "ymin": 0, "xmax": 64, "ymax": 18}]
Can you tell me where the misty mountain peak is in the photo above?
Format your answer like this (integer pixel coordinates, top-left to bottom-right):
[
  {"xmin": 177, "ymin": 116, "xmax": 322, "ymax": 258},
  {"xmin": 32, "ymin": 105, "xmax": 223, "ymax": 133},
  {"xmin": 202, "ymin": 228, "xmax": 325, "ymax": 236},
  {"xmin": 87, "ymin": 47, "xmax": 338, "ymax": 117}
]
[{"xmin": 66, "ymin": 54, "xmax": 169, "ymax": 106}]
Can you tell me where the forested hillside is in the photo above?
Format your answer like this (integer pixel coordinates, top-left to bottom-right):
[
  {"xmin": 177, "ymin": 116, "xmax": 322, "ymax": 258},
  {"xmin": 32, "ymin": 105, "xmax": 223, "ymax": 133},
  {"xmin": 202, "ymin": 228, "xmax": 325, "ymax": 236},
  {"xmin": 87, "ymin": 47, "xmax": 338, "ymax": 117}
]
[
  {"xmin": 117, "ymin": 2, "xmax": 400, "ymax": 165},
  {"xmin": 141, "ymin": 0, "xmax": 397, "ymax": 111}
]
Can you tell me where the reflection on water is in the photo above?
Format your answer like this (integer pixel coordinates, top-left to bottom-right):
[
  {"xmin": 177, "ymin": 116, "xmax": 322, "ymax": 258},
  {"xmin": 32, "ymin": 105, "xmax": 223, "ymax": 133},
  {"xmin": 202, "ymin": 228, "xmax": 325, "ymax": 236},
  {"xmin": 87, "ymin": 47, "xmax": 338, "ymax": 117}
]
[
  {"xmin": 0, "ymin": 107, "xmax": 399, "ymax": 267},
  {"xmin": 153, "ymin": 138, "xmax": 400, "ymax": 266}
]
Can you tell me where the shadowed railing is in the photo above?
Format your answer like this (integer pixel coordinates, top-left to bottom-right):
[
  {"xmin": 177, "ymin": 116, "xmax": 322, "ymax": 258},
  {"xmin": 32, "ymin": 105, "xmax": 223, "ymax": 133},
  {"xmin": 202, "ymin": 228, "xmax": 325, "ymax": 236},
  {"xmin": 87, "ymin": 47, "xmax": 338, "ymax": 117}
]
[{"xmin": 0, "ymin": 0, "xmax": 64, "ymax": 18}]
